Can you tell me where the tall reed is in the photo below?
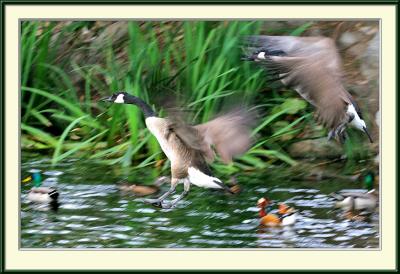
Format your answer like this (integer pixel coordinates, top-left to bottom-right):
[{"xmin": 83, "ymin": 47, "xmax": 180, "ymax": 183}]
[{"xmin": 22, "ymin": 21, "xmax": 321, "ymax": 172}]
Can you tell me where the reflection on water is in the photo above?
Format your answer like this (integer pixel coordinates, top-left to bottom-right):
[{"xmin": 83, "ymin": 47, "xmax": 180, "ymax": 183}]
[{"xmin": 21, "ymin": 154, "xmax": 379, "ymax": 248}]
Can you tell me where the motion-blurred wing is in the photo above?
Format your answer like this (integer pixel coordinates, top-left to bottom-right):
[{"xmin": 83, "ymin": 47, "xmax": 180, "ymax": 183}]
[
  {"xmin": 195, "ymin": 108, "xmax": 257, "ymax": 163},
  {"xmin": 245, "ymin": 35, "xmax": 352, "ymax": 130}
]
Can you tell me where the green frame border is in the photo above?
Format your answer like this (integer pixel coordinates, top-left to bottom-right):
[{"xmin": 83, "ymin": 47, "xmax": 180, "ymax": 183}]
[
  {"xmin": 1, "ymin": 0, "xmax": 399, "ymax": 4},
  {"xmin": 1, "ymin": 0, "xmax": 398, "ymax": 272}
]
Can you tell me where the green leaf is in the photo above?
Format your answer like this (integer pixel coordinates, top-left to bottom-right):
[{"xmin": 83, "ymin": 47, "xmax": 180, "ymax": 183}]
[
  {"xmin": 290, "ymin": 22, "xmax": 313, "ymax": 36},
  {"xmin": 21, "ymin": 124, "xmax": 58, "ymax": 147},
  {"xmin": 281, "ymin": 98, "xmax": 308, "ymax": 114},
  {"xmin": 51, "ymin": 129, "xmax": 109, "ymax": 165},
  {"xmin": 52, "ymin": 115, "xmax": 88, "ymax": 165}
]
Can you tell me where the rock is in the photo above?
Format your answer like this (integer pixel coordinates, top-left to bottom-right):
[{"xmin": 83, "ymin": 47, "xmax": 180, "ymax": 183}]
[
  {"xmin": 374, "ymin": 110, "xmax": 380, "ymax": 166},
  {"xmin": 288, "ymin": 138, "xmax": 343, "ymax": 159},
  {"xmin": 339, "ymin": 31, "xmax": 363, "ymax": 47},
  {"xmin": 375, "ymin": 110, "xmax": 380, "ymax": 127},
  {"xmin": 360, "ymin": 32, "xmax": 379, "ymax": 80}
]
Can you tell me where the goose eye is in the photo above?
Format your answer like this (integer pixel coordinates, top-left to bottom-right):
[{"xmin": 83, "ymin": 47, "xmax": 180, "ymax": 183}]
[{"xmin": 348, "ymin": 113, "xmax": 355, "ymax": 122}]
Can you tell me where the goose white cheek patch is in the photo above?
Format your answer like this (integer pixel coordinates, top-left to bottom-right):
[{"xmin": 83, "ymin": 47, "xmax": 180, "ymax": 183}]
[
  {"xmin": 114, "ymin": 94, "xmax": 125, "ymax": 103},
  {"xmin": 257, "ymin": 52, "xmax": 266, "ymax": 59}
]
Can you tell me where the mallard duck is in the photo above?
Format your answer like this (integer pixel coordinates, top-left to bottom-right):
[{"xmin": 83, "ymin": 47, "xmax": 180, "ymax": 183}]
[
  {"xmin": 257, "ymin": 197, "xmax": 297, "ymax": 226},
  {"xmin": 330, "ymin": 171, "xmax": 378, "ymax": 216},
  {"xmin": 118, "ymin": 176, "xmax": 169, "ymax": 197},
  {"xmin": 23, "ymin": 171, "xmax": 59, "ymax": 207},
  {"xmin": 101, "ymin": 92, "xmax": 256, "ymax": 209},
  {"xmin": 244, "ymin": 35, "xmax": 373, "ymax": 144}
]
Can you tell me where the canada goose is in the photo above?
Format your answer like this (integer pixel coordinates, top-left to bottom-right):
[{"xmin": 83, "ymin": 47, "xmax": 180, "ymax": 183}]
[
  {"xmin": 101, "ymin": 92, "xmax": 255, "ymax": 209},
  {"xmin": 257, "ymin": 197, "xmax": 297, "ymax": 226},
  {"xmin": 330, "ymin": 171, "xmax": 378, "ymax": 214},
  {"xmin": 23, "ymin": 171, "xmax": 59, "ymax": 208},
  {"xmin": 244, "ymin": 35, "xmax": 373, "ymax": 144}
]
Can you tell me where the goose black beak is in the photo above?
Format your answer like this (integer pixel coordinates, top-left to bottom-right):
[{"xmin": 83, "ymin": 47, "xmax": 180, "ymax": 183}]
[
  {"xmin": 363, "ymin": 127, "xmax": 373, "ymax": 143},
  {"xmin": 100, "ymin": 96, "xmax": 113, "ymax": 102}
]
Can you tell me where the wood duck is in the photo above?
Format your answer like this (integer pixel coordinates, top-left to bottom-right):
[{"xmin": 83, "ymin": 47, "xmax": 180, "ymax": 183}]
[{"xmin": 257, "ymin": 197, "xmax": 297, "ymax": 226}]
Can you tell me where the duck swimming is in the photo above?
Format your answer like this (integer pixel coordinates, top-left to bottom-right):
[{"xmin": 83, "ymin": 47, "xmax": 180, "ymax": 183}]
[
  {"xmin": 257, "ymin": 197, "xmax": 297, "ymax": 226},
  {"xmin": 330, "ymin": 171, "xmax": 378, "ymax": 218},
  {"xmin": 118, "ymin": 176, "xmax": 169, "ymax": 197},
  {"xmin": 23, "ymin": 171, "xmax": 59, "ymax": 210},
  {"xmin": 101, "ymin": 92, "xmax": 256, "ymax": 209}
]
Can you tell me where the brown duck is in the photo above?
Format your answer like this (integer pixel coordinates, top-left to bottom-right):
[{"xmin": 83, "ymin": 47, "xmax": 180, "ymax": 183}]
[
  {"xmin": 101, "ymin": 92, "xmax": 255, "ymax": 209},
  {"xmin": 244, "ymin": 35, "xmax": 373, "ymax": 144},
  {"xmin": 118, "ymin": 176, "xmax": 169, "ymax": 197}
]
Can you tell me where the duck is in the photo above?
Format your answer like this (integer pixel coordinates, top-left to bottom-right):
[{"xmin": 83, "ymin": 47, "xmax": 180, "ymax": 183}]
[
  {"xmin": 244, "ymin": 35, "xmax": 373, "ymax": 144},
  {"xmin": 330, "ymin": 171, "xmax": 378, "ymax": 217},
  {"xmin": 257, "ymin": 197, "xmax": 297, "ymax": 226},
  {"xmin": 118, "ymin": 176, "xmax": 169, "ymax": 197},
  {"xmin": 101, "ymin": 92, "xmax": 256, "ymax": 209},
  {"xmin": 23, "ymin": 171, "xmax": 59, "ymax": 209}
]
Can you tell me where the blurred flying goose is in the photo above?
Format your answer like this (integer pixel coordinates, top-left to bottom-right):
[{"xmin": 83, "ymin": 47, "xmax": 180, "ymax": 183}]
[
  {"xmin": 244, "ymin": 35, "xmax": 373, "ymax": 144},
  {"xmin": 101, "ymin": 92, "xmax": 255, "ymax": 209},
  {"xmin": 23, "ymin": 171, "xmax": 59, "ymax": 209}
]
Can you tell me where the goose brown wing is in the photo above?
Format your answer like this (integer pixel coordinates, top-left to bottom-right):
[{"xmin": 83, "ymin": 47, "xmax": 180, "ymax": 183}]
[
  {"xmin": 166, "ymin": 117, "xmax": 205, "ymax": 151},
  {"xmin": 282, "ymin": 60, "xmax": 351, "ymax": 130},
  {"xmin": 246, "ymin": 35, "xmax": 352, "ymax": 130},
  {"xmin": 167, "ymin": 108, "xmax": 256, "ymax": 164},
  {"xmin": 245, "ymin": 35, "xmax": 331, "ymax": 56},
  {"xmin": 194, "ymin": 108, "xmax": 256, "ymax": 163}
]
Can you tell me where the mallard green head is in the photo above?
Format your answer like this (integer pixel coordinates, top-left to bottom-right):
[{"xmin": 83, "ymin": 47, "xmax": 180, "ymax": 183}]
[
  {"xmin": 363, "ymin": 171, "xmax": 375, "ymax": 191},
  {"xmin": 32, "ymin": 172, "xmax": 42, "ymax": 187},
  {"xmin": 23, "ymin": 171, "xmax": 42, "ymax": 187}
]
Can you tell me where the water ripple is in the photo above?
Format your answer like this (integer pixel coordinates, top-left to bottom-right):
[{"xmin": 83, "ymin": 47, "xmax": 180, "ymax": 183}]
[{"xmin": 20, "ymin": 158, "xmax": 380, "ymax": 248}]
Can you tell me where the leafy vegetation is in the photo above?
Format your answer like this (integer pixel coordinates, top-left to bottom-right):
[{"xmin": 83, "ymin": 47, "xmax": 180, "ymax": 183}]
[{"xmin": 21, "ymin": 21, "xmax": 342, "ymax": 175}]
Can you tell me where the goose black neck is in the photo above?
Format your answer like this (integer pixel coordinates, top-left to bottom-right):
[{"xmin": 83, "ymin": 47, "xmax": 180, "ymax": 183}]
[{"xmin": 124, "ymin": 94, "xmax": 156, "ymax": 118}]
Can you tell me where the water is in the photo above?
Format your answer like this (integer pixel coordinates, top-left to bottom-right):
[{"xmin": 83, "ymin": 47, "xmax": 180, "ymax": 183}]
[{"xmin": 21, "ymin": 154, "xmax": 379, "ymax": 248}]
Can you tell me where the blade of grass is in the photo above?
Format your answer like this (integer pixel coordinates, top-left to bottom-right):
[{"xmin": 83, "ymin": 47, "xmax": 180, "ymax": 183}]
[
  {"xmin": 52, "ymin": 129, "xmax": 109, "ymax": 165},
  {"xmin": 52, "ymin": 115, "xmax": 88, "ymax": 165}
]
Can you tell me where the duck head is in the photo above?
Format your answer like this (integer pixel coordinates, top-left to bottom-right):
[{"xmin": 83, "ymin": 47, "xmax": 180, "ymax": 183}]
[
  {"xmin": 278, "ymin": 203, "xmax": 289, "ymax": 215},
  {"xmin": 257, "ymin": 197, "xmax": 274, "ymax": 217},
  {"xmin": 257, "ymin": 197, "xmax": 272, "ymax": 208},
  {"xmin": 363, "ymin": 171, "xmax": 376, "ymax": 191},
  {"xmin": 23, "ymin": 171, "xmax": 42, "ymax": 187},
  {"xmin": 32, "ymin": 172, "xmax": 42, "ymax": 187}
]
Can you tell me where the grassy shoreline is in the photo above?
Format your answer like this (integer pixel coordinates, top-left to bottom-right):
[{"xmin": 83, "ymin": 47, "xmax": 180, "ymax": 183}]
[{"xmin": 21, "ymin": 21, "xmax": 373, "ymax": 174}]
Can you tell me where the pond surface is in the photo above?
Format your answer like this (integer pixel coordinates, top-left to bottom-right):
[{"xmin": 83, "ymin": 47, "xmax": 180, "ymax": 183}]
[{"xmin": 21, "ymin": 154, "xmax": 379, "ymax": 249}]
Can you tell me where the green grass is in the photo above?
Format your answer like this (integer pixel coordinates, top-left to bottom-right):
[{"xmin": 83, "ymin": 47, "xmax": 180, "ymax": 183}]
[{"xmin": 21, "ymin": 20, "xmax": 341, "ymax": 173}]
